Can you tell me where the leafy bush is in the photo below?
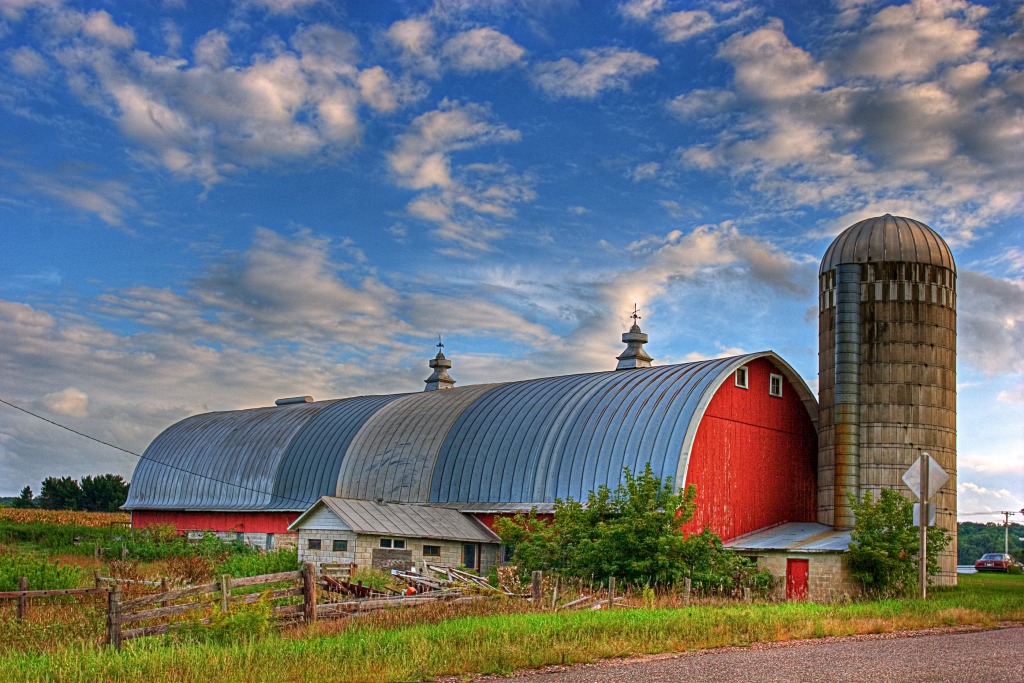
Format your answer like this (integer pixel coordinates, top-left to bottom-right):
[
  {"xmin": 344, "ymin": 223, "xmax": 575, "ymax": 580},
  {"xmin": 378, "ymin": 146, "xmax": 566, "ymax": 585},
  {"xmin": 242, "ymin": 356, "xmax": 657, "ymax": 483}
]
[
  {"xmin": 216, "ymin": 548, "xmax": 298, "ymax": 578},
  {"xmin": 350, "ymin": 568, "xmax": 395, "ymax": 592},
  {"xmin": 848, "ymin": 489, "xmax": 950, "ymax": 597},
  {"xmin": 0, "ymin": 551, "xmax": 82, "ymax": 591},
  {"xmin": 496, "ymin": 463, "xmax": 767, "ymax": 594},
  {"xmin": 168, "ymin": 600, "xmax": 274, "ymax": 645}
]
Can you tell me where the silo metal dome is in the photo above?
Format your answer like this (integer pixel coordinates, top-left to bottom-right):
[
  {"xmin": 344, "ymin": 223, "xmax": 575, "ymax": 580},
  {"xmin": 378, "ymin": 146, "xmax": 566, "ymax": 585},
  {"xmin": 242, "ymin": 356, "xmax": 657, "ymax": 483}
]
[{"xmin": 820, "ymin": 214, "xmax": 956, "ymax": 275}]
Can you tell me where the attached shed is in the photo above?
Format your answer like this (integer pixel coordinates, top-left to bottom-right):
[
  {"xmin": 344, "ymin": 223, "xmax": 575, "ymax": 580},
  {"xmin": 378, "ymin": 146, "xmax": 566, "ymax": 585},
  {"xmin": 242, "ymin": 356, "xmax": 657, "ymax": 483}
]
[
  {"xmin": 288, "ymin": 497, "xmax": 502, "ymax": 574},
  {"xmin": 725, "ymin": 523, "xmax": 858, "ymax": 601}
]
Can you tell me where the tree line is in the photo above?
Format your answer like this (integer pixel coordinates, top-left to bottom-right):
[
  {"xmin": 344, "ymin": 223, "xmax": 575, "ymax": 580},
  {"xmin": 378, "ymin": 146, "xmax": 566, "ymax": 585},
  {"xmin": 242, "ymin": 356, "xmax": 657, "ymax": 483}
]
[
  {"xmin": 958, "ymin": 521, "xmax": 1023, "ymax": 564},
  {"xmin": 12, "ymin": 474, "xmax": 129, "ymax": 513}
]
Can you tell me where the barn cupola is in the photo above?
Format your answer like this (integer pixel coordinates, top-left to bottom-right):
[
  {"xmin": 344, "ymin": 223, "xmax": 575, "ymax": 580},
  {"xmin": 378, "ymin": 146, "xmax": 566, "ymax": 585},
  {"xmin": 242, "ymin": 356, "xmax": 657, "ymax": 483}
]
[
  {"xmin": 616, "ymin": 304, "xmax": 653, "ymax": 370},
  {"xmin": 424, "ymin": 337, "xmax": 456, "ymax": 391}
]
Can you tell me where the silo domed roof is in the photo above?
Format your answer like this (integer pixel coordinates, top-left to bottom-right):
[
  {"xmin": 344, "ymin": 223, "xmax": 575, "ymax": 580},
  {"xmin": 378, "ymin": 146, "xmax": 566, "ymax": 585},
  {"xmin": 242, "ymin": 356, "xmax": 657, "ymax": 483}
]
[{"xmin": 820, "ymin": 214, "xmax": 955, "ymax": 275}]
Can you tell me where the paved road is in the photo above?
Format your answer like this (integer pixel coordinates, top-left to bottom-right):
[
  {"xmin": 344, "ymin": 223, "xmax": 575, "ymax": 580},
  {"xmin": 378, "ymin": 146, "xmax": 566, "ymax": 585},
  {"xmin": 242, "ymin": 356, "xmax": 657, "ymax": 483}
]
[{"xmin": 468, "ymin": 627, "xmax": 1024, "ymax": 683}]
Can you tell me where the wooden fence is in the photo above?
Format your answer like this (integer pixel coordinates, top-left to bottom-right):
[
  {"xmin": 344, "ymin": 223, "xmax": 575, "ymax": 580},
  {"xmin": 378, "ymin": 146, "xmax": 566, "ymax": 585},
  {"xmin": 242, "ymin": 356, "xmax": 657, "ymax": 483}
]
[
  {"xmin": 108, "ymin": 564, "xmax": 317, "ymax": 649},
  {"xmin": 2, "ymin": 564, "xmax": 601, "ymax": 649}
]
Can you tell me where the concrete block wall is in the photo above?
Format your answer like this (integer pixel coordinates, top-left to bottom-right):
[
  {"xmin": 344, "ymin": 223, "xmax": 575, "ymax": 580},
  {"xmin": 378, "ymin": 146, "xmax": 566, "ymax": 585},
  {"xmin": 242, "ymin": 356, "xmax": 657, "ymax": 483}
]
[{"xmin": 756, "ymin": 552, "xmax": 861, "ymax": 602}]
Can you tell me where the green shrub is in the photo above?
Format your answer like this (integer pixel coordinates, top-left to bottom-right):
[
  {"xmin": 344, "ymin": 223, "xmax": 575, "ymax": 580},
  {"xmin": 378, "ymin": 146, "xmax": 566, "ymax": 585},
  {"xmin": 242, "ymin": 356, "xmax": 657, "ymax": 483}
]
[
  {"xmin": 216, "ymin": 548, "xmax": 298, "ymax": 577},
  {"xmin": 168, "ymin": 599, "xmax": 274, "ymax": 646},
  {"xmin": 350, "ymin": 568, "xmax": 395, "ymax": 592},
  {"xmin": 0, "ymin": 552, "xmax": 83, "ymax": 591}
]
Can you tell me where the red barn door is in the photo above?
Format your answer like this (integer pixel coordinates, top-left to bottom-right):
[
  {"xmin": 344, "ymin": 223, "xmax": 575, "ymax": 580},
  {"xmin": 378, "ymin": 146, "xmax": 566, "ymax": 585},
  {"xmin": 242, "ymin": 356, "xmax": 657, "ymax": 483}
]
[{"xmin": 786, "ymin": 559, "xmax": 809, "ymax": 600}]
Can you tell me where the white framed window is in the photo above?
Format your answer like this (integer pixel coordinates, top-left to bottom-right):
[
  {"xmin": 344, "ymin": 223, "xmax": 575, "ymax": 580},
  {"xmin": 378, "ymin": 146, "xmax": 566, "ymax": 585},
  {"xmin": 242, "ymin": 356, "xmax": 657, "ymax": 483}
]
[
  {"xmin": 379, "ymin": 538, "xmax": 406, "ymax": 549},
  {"xmin": 769, "ymin": 373, "xmax": 783, "ymax": 398},
  {"xmin": 735, "ymin": 366, "xmax": 748, "ymax": 389}
]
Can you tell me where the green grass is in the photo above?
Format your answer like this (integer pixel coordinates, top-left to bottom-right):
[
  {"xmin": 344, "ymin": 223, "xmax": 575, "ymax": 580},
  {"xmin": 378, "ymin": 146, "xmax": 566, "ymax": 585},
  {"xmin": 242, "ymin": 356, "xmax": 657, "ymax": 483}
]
[{"xmin": 1, "ymin": 573, "xmax": 1021, "ymax": 683}]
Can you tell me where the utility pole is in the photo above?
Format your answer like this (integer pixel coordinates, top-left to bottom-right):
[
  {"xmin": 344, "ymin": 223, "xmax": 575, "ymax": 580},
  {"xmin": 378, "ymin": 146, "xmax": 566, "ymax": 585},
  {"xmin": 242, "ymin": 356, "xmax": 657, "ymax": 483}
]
[{"xmin": 1000, "ymin": 510, "xmax": 1021, "ymax": 555}]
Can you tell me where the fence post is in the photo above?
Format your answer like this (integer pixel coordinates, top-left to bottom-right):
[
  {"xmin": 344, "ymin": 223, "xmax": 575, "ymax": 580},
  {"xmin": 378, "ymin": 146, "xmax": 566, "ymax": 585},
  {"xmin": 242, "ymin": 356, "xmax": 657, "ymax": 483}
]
[
  {"xmin": 684, "ymin": 577, "xmax": 691, "ymax": 605},
  {"xmin": 17, "ymin": 577, "xmax": 27, "ymax": 620},
  {"xmin": 220, "ymin": 574, "xmax": 231, "ymax": 614},
  {"xmin": 106, "ymin": 584, "xmax": 122, "ymax": 650},
  {"xmin": 531, "ymin": 570, "xmax": 542, "ymax": 605},
  {"xmin": 303, "ymin": 562, "xmax": 317, "ymax": 624},
  {"xmin": 607, "ymin": 576, "xmax": 615, "ymax": 610}
]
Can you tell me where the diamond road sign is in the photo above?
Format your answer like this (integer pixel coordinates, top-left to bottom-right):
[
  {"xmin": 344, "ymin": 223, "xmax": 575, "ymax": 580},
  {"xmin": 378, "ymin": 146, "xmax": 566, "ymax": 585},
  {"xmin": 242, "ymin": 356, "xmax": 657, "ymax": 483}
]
[{"xmin": 902, "ymin": 453, "xmax": 949, "ymax": 500}]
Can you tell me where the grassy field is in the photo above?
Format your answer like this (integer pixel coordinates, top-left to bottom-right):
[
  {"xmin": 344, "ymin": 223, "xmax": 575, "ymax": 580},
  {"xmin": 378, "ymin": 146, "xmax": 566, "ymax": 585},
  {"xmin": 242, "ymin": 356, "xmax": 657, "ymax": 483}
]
[{"xmin": 1, "ymin": 572, "xmax": 1020, "ymax": 683}]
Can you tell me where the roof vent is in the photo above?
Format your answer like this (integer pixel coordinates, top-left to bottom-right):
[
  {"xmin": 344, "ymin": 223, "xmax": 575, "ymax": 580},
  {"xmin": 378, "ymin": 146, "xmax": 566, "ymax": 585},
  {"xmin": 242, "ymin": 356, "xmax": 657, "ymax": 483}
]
[
  {"xmin": 616, "ymin": 304, "xmax": 653, "ymax": 370},
  {"xmin": 275, "ymin": 396, "xmax": 313, "ymax": 406},
  {"xmin": 424, "ymin": 337, "xmax": 456, "ymax": 391}
]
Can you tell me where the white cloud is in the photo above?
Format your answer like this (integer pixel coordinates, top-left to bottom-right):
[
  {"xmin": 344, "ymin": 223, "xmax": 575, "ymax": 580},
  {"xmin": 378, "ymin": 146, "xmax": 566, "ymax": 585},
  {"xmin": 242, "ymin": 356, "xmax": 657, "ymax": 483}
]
[
  {"xmin": 532, "ymin": 48, "xmax": 658, "ymax": 99},
  {"xmin": 442, "ymin": 27, "xmax": 525, "ymax": 72},
  {"xmin": 242, "ymin": 0, "xmax": 323, "ymax": 14},
  {"xmin": 386, "ymin": 17, "xmax": 439, "ymax": 75},
  {"xmin": 0, "ymin": 0, "xmax": 62, "ymax": 21},
  {"xmin": 9, "ymin": 46, "xmax": 48, "ymax": 77},
  {"xmin": 667, "ymin": 4, "xmax": 1024, "ymax": 241},
  {"xmin": 839, "ymin": 0, "xmax": 984, "ymax": 81},
  {"xmin": 42, "ymin": 387, "xmax": 89, "ymax": 418},
  {"xmin": 618, "ymin": 0, "xmax": 666, "ymax": 22},
  {"xmin": 356, "ymin": 66, "xmax": 426, "ymax": 113},
  {"xmin": 21, "ymin": 11, "xmax": 370, "ymax": 188},
  {"xmin": 193, "ymin": 30, "xmax": 230, "ymax": 69},
  {"xmin": 958, "ymin": 270, "xmax": 1024, "ymax": 376},
  {"xmin": 629, "ymin": 161, "xmax": 660, "ymax": 181},
  {"xmin": 655, "ymin": 10, "xmax": 716, "ymax": 43},
  {"xmin": 386, "ymin": 101, "xmax": 532, "ymax": 252},
  {"xmin": 718, "ymin": 20, "xmax": 826, "ymax": 101},
  {"xmin": 82, "ymin": 10, "xmax": 135, "ymax": 48}
]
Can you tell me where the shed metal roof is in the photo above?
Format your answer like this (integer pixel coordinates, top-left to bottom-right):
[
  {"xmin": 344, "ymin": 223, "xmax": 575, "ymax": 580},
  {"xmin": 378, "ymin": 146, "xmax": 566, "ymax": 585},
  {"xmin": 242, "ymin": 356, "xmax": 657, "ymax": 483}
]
[
  {"xmin": 288, "ymin": 496, "xmax": 500, "ymax": 543},
  {"xmin": 125, "ymin": 351, "xmax": 817, "ymax": 513},
  {"xmin": 724, "ymin": 522, "xmax": 851, "ymax": 553}
]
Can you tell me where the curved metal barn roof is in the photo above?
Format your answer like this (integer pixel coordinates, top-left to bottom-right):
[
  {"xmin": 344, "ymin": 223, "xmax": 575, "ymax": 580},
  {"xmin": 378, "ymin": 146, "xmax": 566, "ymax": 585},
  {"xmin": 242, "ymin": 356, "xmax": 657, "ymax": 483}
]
[
  {"xmin": 820, "ymin": 214, "xmax": 956, "ymax": 275},
  {"xmin": 125, "ymin": 351, "xmax": 816, "ymax": 512}
]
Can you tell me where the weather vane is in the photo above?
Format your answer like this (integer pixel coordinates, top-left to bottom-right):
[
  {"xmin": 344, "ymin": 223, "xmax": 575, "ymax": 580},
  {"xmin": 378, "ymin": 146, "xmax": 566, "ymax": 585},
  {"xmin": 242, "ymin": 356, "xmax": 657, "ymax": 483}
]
[
  {"xmin": 437, "ymin": 334, "xmax": 444, "ymax": 351},
  {"xmin": 630, "ymin": 303, "xmax": 641, "ymax": 324}
]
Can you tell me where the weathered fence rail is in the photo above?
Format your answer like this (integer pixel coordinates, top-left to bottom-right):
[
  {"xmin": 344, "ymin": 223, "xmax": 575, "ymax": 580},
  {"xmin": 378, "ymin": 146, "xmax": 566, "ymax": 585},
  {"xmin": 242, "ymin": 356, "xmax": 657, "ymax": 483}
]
[
  {"xmin": 110, "ymin": 566, "xmax": 311, "ymax": 648},
  {"xmin": 4, "ymin": 564, "xmax": 585, "ymax": 649}
]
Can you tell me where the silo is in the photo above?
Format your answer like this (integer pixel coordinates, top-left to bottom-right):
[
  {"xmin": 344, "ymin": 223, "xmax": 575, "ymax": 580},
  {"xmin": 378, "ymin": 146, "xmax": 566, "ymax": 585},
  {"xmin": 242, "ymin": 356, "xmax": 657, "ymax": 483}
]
[{"xmin": 818, "ymin": 214, "xmax": 957, "ymax": 584}]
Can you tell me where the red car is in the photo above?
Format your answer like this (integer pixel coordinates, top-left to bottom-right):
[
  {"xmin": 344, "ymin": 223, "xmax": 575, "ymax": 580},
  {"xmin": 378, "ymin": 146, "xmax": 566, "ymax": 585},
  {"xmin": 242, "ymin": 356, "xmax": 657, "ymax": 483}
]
[{"xmin": 975, "ymin": 553, "xmax": 1015, "ymax": 572}]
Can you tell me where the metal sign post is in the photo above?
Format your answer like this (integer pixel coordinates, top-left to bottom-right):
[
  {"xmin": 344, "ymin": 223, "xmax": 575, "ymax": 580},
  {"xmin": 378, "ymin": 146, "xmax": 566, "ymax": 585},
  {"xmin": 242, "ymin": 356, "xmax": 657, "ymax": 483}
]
[
  {"xmin": 919, "ymin": 454, "xmax": 928, "ymax": 600},
  {"xmin": 902, "ymin": 452, "xmax": 948, "ymax": 600}
]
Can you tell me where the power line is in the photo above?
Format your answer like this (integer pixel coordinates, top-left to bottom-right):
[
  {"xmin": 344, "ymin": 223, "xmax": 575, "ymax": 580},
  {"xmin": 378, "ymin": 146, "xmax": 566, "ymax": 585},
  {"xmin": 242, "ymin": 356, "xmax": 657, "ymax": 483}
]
[
  {"xmin": 0, "ymin": 397, "xmax": 141, "ymax": 458},
  {"xmin": 0, "ymin": 396, "xmax": 312, "ymax": 508}
]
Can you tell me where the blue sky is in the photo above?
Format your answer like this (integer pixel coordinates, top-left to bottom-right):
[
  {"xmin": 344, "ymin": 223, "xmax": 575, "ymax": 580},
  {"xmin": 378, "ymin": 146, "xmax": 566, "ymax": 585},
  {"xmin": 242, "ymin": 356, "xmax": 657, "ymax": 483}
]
[{"xmin": 0, "ymin": 0, "xmax": 1021, "ymax": 521}]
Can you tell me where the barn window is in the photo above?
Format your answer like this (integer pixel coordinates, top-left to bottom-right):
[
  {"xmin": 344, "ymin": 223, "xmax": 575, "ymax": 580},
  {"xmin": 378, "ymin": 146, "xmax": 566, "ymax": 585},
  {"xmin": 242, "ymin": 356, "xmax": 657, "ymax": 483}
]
[
  {"xmin": 308, "ymin": 538, "xmax": 322, "ymax": 550},
  {"xmin": 735, "ymin": 366, "xmax": 748, "ymax": 389},
  {"xmin": 769, "ymin": 374, "xmax": 783, "ymax": 397},
  {"xmin": 422, "ymin": 545, "xmax": 441, "ymax": 557},
  {"xmin": 379, "ymin": 538, "xmax": 406, "ymax": 549},
  {"xmin": 332, "ymin": 539, "xmax": 348, "ymax": 552}
]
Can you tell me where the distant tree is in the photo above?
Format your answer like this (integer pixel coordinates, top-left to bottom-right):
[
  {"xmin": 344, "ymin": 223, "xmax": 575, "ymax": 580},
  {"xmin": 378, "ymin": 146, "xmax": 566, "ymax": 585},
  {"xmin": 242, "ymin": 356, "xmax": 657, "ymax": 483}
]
[
  {"xmin": 39, "ymin": 476, "xmax": 84, "ymax": 510},
  {"xmin": 848, "ymin": 489, "xmax": 950, "ymax": 596},
  {"xmin": 12, "ymin": 485, "xmax": 35, "ymax": 508},
  {"xmin": 957, "ymin": 521, "xmax": 1023, "ymax": 564},
  {"xmin": 80, "ymin": 474, "xmax": 129, "ymax": 512}
]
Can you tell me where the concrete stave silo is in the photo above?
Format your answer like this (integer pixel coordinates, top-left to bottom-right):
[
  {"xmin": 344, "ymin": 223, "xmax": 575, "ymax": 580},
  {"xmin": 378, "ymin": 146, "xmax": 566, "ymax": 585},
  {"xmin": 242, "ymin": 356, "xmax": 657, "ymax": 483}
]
[{"xmin": 818, "ymin": 214, "xmax": 957, "ymax": 585}]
